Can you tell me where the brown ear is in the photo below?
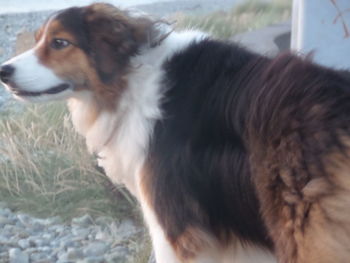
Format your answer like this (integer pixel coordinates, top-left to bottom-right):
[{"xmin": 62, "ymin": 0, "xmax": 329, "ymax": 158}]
[
  {"xmin": 84, "ymin": 4, "xmax": 172, "ymax": 83},
  {"xmin": 84, "ymin": 4, "xmax": 141, "ymax": 83}
]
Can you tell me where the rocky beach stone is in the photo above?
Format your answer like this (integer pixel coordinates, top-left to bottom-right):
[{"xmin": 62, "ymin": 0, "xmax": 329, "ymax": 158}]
[
  {"xmin": 17, "ymin": 214, "xmax": 33, "ymax": 226},
  {"xmin": 0, "ymin": 208, "xmax": 12, "ymax": 216},
  {"xmin": 72, "ymin": 226, "xmax": 90, "ymax": 239},
  {"xmin": 9, "ymin": 248, "xmax": 29, "ymax": 263},
  {"xmin": 0, "ymin": 206, "xmax": 143, "ymax": 262},
  {"xmin": 18, "ymin": 239, "xmax": 30, "ymax": 250},
  {"xmin": 83, "ymin": 241, "xmax": 110, "ymax": 257},
  {"xmin": 72, "ymin": 214, "xmax": 94, "ymax": 226},
  {"xmin": 0, "ymin": 215, "xmax": 12, "ymax": 227}
]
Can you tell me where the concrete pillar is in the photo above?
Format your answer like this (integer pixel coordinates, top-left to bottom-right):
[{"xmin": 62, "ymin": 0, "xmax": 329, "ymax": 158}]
[{"xmin": 291, "ymin": 0, "xmax": 350, "ymax": 69}]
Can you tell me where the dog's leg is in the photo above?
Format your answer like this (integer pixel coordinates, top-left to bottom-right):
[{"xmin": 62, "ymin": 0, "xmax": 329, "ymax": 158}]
[
  {"xmin": 253, "ymin": 143, "xmax": 350, "ymax": 263},
  {"xmin": 151, "ymin": 230, "xmax": 181, "ymax": 263},
  {"xmin": 191, "ymin": 252, "xmax": 220, "ymax": 263},
  {"xmin": 150, "ymin": 232, "xmax": 219, "ymax": 263},
  {"xmin": 138, "ymin": 168, "xmax": 221, "ymax": 263},
  {"xmin": 140, "ymin": 196, "xmax": 221, "ymax": 263},
  {"xmin": 139, "ymin": 195, "xmax": 181, "ymax": 263}
]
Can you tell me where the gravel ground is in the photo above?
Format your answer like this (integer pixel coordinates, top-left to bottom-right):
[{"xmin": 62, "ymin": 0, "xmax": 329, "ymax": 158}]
[{"xmin": 0, "ymin": 202, "xmax": 142, "ymax": 263}]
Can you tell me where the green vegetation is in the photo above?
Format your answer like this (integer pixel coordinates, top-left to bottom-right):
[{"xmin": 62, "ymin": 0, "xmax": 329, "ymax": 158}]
[
  {"xmin": 0, "ymin": 103, "xmax": 136, "ymax": 221},
  {"xmin": 174, "ymin": 0, "xmax": 291, "ymax": 38}
]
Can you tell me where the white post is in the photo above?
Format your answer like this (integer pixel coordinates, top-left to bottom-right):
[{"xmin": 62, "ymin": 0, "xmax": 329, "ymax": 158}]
[{"xmin": 291, "ymin": 0, "xmax": 350, "ymax": 69}]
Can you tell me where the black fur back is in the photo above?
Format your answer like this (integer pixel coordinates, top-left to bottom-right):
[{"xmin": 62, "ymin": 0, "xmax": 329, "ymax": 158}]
[{"xmin": 144, "ymin": 39, "xmax": 272, "ymax": 248}]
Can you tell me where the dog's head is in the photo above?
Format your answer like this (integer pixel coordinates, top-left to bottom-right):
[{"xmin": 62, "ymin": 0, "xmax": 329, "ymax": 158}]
[{"xmin": 0, "ymin": 3, "xmax": 168, "ymax": 107}]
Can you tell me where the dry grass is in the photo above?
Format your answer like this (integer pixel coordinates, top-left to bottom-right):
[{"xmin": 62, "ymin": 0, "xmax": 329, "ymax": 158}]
[
  {"xmin": 174, "ymin": 0, "xmax": 291, "ymax": 38},
  {"xmin": 0, "ymin": 103, "xmax": 136, "ymax": 221}
]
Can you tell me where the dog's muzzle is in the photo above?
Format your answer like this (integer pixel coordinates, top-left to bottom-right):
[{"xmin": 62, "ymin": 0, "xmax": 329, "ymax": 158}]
[{"xmin": 0, "ymin": 64, "xmax": 15, "ymax": 84}]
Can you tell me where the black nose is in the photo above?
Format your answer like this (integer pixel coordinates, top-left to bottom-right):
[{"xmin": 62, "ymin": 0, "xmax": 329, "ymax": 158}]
[{"xmin": 0, "ymin": 64, "xmax": 15, "ymax": 84}]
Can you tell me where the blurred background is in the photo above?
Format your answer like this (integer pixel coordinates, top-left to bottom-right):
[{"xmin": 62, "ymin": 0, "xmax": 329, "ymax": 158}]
[{"xmin": 0, "ymin": 1, "xmax": 290, "ymax": 262}]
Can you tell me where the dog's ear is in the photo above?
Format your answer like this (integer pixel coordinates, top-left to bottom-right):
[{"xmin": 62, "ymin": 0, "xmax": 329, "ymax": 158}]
[
  {"xmin": 83, "ymin": 4, "xmax": 171, "ymax": 83},
  {"xmin": 84, "ymin": 4, "xmax": 141, "ymax": 83},
  {"xmin": 130, "ymin": 15, "xmax": 173, "ymax": 48}
]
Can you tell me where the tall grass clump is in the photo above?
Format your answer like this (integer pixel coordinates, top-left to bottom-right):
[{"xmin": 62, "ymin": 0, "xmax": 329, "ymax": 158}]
[
  {"xmin": 174, "ymin": 0, "xmax": 291, "ymax": 38},
  {"xmin": 0, "ymin": 102, "xmax": 135, "ymax": 221}
]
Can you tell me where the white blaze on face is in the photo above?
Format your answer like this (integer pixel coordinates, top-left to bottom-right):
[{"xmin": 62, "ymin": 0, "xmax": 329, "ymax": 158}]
[
  {"xmin": 3, "ymin": 49, "xmax": 64, "ymax": 91},
  {"xmin": 0, "ymin": 16, "xmax": 73, "ymax": 102}
]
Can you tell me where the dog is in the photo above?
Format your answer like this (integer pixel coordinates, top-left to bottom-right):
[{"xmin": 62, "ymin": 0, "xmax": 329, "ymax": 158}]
[{"xmin": 2, "ymin": 3, "xmax": 350, "ymax": 263}]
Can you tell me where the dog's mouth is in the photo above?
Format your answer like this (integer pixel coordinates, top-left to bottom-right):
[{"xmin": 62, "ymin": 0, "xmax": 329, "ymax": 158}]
[{"xmin": 11, "ymin": 83, "xmax": 71, "ymax": 97}]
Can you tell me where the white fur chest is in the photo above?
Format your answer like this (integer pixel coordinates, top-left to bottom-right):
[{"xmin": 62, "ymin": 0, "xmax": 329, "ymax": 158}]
[
  {"xmin": 68, "ymin": 62, "xmax": 163, "ymax": 196},
  {"xmin": 68, "ymin": 30, "xmax": 207, "ymax": 197}
]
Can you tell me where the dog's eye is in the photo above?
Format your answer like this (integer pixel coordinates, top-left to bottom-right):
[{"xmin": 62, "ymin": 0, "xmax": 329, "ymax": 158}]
[{"xmin": 51, "ymin": 39, "xmax": 70, "ymax": 50}]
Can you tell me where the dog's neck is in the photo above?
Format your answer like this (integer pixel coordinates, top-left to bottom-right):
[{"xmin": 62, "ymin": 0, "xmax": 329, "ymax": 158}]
[
  {"xmin": 67, "ymin": 30, "xmax": 207, "ymax": 197},
  {"xmin": 67, "ymin": 63, "xmax": 162, "ymax": 196}
]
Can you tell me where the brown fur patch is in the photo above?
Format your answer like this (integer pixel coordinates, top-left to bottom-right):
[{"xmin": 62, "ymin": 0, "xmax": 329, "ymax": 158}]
[
  {"xmin": 171, "ymin": 227, "xmax": 217, "ymax": 261},
  {"xmin": 35, "ymin": 21, "xmax": 94, "ymax": 88},
  {"xmin": 251, "ymin": 137, "xmax": 350, "ymax": 263},
  {"xmin": 248, "ymin": 53, "xmax": 350, "ymax": 263}
]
